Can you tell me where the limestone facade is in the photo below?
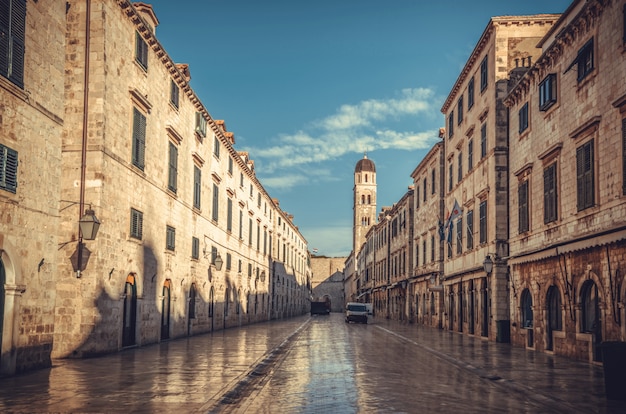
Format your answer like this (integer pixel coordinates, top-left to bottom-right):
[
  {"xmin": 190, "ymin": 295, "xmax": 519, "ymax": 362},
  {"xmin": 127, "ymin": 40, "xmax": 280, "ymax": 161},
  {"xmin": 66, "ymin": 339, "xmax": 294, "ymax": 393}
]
[
  {"xmin": 310, "ymin": 256, "xmax": 346, "ymax": 312},
  {"xmin": 0, "ymin": 0, "xmax": 310, "ymax": 375},
  {"xmin": 440, "ymin": 14, "xmax": 559, "ymax": 341},
  {"xmin": 410, "ymin": 141, "xmax": 445, "ymax": 327},
  {"xmin": 0, "ymin": 0, "xmax": 66, "ymax": 375},
  {"xmin": 505, "ymin": 0, "xmax": 626, "ymax": 362}
]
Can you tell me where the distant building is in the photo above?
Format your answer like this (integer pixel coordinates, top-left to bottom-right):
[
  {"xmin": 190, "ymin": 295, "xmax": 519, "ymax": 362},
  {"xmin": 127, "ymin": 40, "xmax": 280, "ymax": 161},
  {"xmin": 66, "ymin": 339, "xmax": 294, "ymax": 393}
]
[{"xmin": 310, "ymin": 256, "xmax": 346, "ymax": 312}]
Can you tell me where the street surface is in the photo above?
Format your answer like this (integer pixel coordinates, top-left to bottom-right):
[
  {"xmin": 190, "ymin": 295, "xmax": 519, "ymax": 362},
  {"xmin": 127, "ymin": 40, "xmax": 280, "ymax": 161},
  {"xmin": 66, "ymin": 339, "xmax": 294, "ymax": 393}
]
[{"xmin": 1, "ymin": 313, "xmax": 625, "ymax": 413}]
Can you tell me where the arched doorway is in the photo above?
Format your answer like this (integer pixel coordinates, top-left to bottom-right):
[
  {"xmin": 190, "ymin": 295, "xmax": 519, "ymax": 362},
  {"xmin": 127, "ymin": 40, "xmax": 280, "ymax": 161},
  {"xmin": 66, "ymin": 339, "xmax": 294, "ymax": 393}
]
[
  {"xmin": 122, "ymin": 274, "xmax": 137, "ymax": 347},
  {"xmin": 521, "ymin": 288, "xmax": 533, "ymax": 348},
  {"xmin": 546, "ymin": 286, "xmax": 562, "ymax": 351},
  {"xmin": 224, "ymin": 288, "xmax": 230, "ymax": 328},
  {"xmin": 449, "ymin": 291, "xmax": 455, "ymax": 331},
  {"xmin": 188, "ymin": 283, "xmax": 196, "ymax": 336},
  {"xmin": 161, "ymin": 279, "xmax": 171, "ymax": 340},
  {"xmin": 581, "ymin": 280, "xmax": 602, "ymax": 361},
  {"xmin": 469, "ymin": 280, "xmax": 475, "ymax": 335},
  {"xmin": 481, "ymin": 278, "xmax": 489, "ymax": 337},
  {"xmin": 208, "ymin": 286, "xmax": 214, "ymax": 332}
]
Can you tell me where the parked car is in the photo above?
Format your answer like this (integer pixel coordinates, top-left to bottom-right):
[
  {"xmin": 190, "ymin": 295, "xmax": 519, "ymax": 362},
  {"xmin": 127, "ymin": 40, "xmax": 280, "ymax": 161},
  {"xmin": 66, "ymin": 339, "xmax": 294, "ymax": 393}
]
[{"xmin": 345, "ymin": 302, "xmax": 368, "ymax": 324}]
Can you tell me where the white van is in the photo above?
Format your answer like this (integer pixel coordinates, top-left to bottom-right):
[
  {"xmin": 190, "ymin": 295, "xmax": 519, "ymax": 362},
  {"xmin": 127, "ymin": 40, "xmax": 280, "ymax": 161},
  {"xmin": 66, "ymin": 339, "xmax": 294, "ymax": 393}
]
[{"xmin": 345, "ymin": 302, "xmax": 368, "ymax": 324}]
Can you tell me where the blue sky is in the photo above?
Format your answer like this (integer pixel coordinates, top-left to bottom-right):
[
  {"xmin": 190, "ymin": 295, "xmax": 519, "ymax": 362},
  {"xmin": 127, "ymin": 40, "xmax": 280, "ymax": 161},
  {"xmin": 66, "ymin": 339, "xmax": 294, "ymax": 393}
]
[{"xmin": 146, "ymin": 0, "xmax": 573, "ymax": 257}]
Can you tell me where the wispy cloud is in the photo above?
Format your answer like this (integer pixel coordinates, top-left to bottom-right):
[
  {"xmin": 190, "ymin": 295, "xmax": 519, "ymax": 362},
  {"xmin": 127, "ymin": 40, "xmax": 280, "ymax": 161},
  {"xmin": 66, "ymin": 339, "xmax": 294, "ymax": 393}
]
[{"xmin": 244, "ymin": 87, "xmax": 441, "ymax": 188}]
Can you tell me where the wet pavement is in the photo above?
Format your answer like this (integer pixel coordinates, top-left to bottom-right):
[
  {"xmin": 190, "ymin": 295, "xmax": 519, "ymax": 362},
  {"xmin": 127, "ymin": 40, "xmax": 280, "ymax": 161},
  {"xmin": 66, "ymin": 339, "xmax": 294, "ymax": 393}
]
[{"xmin": 1, "ymin": 314, "xmax": 625, "ymax": 413}]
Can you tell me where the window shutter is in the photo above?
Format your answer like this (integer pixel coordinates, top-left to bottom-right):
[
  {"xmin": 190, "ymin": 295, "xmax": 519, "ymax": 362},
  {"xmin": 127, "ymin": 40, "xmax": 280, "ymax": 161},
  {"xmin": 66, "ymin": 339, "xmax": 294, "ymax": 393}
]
[
  {"xmin": 1, "ymin": 145, "xmax": 18, "ymax": 193},
  {"xmin": 8, "ymin": 0, "xmax": 25, "ymax": 88},
  {"xmin": 132, "ymin": 108, "xmax": 146, "ymax": 170},
  {"xmin": 168, "ymin": 142, "xmax": 177, "ymax": 192}
]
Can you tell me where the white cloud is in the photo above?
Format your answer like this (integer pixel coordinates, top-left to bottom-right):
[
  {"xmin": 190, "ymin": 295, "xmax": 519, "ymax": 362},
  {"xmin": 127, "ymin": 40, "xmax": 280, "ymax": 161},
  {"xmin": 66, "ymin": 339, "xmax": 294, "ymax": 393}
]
[{"xmin": 244, "ymin": 87, "xmax": 441, "ymax": 189}]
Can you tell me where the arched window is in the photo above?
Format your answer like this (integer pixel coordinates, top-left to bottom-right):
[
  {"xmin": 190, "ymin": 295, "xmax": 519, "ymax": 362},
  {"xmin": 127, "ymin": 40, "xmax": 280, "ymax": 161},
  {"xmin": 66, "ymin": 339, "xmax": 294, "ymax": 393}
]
[
  {"xmin": 581, "ymin": 280, "xmax": 599, "ymax": 333},
  {"xmin": 367, "ymin": 195, "xmax": 371, "ymax": 204},
  {"xmin": 189, "ymin": 283, "xmax": 196, "ymax": 319},
  {"xmin": 365, "ymin": 174, "xmax": 368, "ymax": 182},
  {"xmin": 161, "ymin": 279, "xmax": 171, "ymax": 340},
  {"xmin": 546, "ymin": 286, "xmax": 562, "ymax": 331},
  {"xmin": 521, "ymin": 288, "xmax": 533, "ymax": 328}
]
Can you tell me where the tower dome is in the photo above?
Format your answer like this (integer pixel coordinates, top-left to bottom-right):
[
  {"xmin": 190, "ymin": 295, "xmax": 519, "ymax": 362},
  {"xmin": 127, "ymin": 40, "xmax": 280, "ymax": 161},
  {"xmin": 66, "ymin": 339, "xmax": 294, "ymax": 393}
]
[{"xmin": 354, "ymin": 155, "xmax": 376, "ymax": 173}]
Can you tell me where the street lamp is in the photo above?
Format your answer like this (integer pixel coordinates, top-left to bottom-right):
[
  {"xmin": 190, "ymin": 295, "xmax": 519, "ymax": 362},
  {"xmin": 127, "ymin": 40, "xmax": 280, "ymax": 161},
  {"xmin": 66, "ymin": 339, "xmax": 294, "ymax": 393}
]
[
  {"xmin": 213, "ymin": 252, "xmax": 223, "ymax": 271},
  {"xmin": 79, "ymin": 209, "xmax": 100, "ymax": 240},
  {"xmin": 483, "ymin": 255, "xmax": 494, "ymax": 274}
]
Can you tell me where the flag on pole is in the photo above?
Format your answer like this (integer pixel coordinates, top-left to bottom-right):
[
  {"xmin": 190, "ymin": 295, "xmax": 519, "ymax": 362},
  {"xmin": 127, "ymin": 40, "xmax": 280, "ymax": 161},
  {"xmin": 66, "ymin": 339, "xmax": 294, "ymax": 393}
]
[{"xmin": 445, "ymin": 199, "xmax": 462, "ymax": 229}]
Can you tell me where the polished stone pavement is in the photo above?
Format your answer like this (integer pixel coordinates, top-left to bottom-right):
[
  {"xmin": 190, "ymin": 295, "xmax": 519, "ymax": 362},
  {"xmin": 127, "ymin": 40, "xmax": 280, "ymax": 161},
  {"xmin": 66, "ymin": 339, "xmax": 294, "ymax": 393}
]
[{"xmin": 1, "ymin": 314, "xmax": 625, "ymax": 413}]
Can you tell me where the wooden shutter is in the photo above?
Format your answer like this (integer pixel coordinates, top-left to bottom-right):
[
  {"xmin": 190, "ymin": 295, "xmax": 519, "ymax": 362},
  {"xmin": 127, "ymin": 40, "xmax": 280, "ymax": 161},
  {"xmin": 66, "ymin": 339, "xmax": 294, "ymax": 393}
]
[
  {"xmin": 168, "ymin": 142, "xmax": 177, "ymax": 192},
  {"xmin": 132, "ymin": 108, "xmax": 146, "ymax": 170}
]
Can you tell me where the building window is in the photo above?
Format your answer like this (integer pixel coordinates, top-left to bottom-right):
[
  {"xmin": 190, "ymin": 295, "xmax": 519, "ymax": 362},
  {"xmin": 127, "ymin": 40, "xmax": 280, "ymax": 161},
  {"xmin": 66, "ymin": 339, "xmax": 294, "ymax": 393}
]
[
  {"xmin": 257, "ymin": 223, "xmax": 260, "ymax": 251},
  {"xmin": 416, "ymin": 187, "xmax": 420, "ymax": 209},
  {"xmin": 168, "ymin": 142, "xmax": 178, "ymax": 193},
  {"xmin": 468, "ymin": 139, "xmax": 474, "ymax": 171},
  {"xmin": 431, "ymin": 169, "xmax": 436, "ymax": 194},
  {"xmin": 448, "ymin": 162, "xmax": 453, "ymax": 191},
  {"xmin": 466, "ymin": 210, "xmax": 474, "ymax": 250},
  {"xmin": 539, "ymin": 74, "xmax": 557, "ymax": 111},
  {"xmin": 212, "ymin": 183, "xmax": 219, "ymax": 222},
  {"xmin": 457, "ymin": 152, "xmax": 463, "ymax": 183},
  {"xmin": 580, "ymin": 280, "xmax": 599, "ymax": 333},
  {"xmin": 240, "ymin": 173, "xmax": 244, "ymax": 188},
  {"xmin": 576, "ymin": 139, "xmax": 594, "ymax": 211},
  {"xmin": 0, "ymin": 0, "xmax": 26, "ymax": 88},
  {"xmin": 456, "ymin": 217, "xmax": 463, "ymax": 255},
  {"xmin": 226, "ymin": 253, "xmax": 232, "ymax": 271},
  {"xmin": 479, "ymin": 200, "xmax": 487, "ymax": 244},
  {"xmin": 0, "ymin": 144, "xmax": 18, "ymax": 193},
  {"xmin": 248, "ymin": 218, "xmax": 253, "ymax": 246},
  {"xmin": 193, "ymin": 166, "xmax": 201, "ymax": 209},
  {"xmin": 135, "ymin": 31, "xmax": 148, "ymax": 70},
  {"xmin": 423, "ymin": 178, "xmax": 427, "ymax": 202},
  {"xmin": 480, "ymin": 124, "xmax": 487, "ymax": 159},
  {"xmin": 169, "ymin": 80, "xmax": 179, "ymax": 109},
  {"xmin": 448, "ymin": 111, "xmax": 454, "ymax": 139},
  {"xmin": 227, "ymin": 198, "xmax": 233, "ymax": 232},
  {"xmin": 480, "ymin": 55, "xmax": 488, "ymax": 91},
  {"xmin": 250, "ymin": 184, "xmax": 253, "ymax": 198},
  {"xmin": 195, "ymin": 112, "xmax": 207, "ymax": 138},
  {"xmin": 430, "ymin": 235, "xmax": 435, "ymax": 262},
  {"xmin": 423, "ymin": 240, "xmax": 427, "ymax": 264},
  {"xmin": 213, "ymin": 136, "xmax": 220, "ymax": 159},
  {"xmin": 166, "ymin": 226, "xmax": 176, "ymax": 251},
  {"xmin": 238, "ymin": 259, "xmax": 242, "ymax": 273},
  {"xmin": 131, "ymin": 108, "xmax": 146, "ymax": 170},
  {"xmin": 257, "ymin": 193, "xmax": 261, "ymax": 208},
  {"xmin": 238, "ymin": 210, "xmax": 243, "ymax": 239},
  {"xmin": 192, "ymin": 237, "xmax": 199, "ymax": 259},
  {"xmin": 518, "ymin": 180, "xmax": 529, "ymax": 233},
  {"xmin": 468, "ymin": 77, "xmax": 475, "ymax": 109},
  {"xmin": 544, "ymin": 163, "xmax": 558, "ymax": 223},
  {"xmin": 518, "ymin": 102, "xmax": 529, "ymax": 134},
  {"xmin": 228, "ymin": 156, "xmax": 233, "ymax": 175},
  {"xmin": 457, "ymin": 96, "xmax": 463, "ymax": 125},
  {"xmin": 130, "ymin": 208, "xmax": 143, "ymax": 240},
  {"xmin": 576, "ymin": 38, "xmax": 594, "ymax": 82}
]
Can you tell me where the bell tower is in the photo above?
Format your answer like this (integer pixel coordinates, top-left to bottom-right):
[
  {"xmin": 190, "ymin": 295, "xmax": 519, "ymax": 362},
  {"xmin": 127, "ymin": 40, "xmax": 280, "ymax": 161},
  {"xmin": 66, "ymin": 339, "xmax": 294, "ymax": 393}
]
[{"xmin": 353, "ymin": 154, "xmax": 376, "ymax": 256}]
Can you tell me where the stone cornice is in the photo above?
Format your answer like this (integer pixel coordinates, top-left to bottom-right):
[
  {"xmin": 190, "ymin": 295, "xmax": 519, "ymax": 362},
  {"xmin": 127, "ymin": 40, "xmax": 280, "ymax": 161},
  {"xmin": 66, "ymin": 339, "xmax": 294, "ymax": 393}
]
[{"xmin": 504, "ymin": 0, "xmax": 607, "ymax": 108}]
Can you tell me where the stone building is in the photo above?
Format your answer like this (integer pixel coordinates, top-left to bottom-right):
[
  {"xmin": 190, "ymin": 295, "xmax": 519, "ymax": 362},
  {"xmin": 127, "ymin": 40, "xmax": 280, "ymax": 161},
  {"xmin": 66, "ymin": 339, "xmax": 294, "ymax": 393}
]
[
  {"xmin": 505, "ymin": 0, "xmax": 626, "ymax": 362},
  {"xmin": 1, "ymin": 0, "xmax": 310, "ymax": 375},
  {"xmin": 0, "ymin": 0, "xmax": 66, "ymax": 375},
  {"xmin": 440, "ymin": 14, "xmax": 559, "ymax": 341},
  {"xmin": 310, "ymin": 256, "xmax": 346, "ymax": 312},
  {"xmin": 410, "ymin": 141, "xmax": 445, "ymax": 328}
]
